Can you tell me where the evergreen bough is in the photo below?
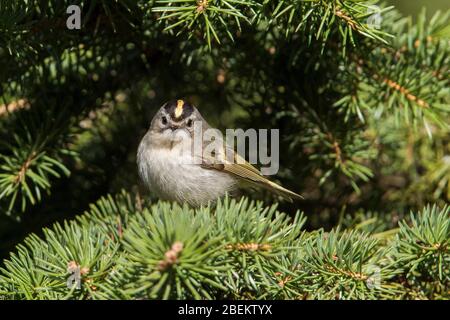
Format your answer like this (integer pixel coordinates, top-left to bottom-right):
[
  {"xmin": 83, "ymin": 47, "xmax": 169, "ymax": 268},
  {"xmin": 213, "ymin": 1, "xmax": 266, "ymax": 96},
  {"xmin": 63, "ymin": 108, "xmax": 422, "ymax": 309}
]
[
  {"xmin": 0, "ymin": 0, "xmax": 449, "ymax": 300},
  {"xmin": 0, "ymin": 193, "xmax": 448, "ymax": 300}
]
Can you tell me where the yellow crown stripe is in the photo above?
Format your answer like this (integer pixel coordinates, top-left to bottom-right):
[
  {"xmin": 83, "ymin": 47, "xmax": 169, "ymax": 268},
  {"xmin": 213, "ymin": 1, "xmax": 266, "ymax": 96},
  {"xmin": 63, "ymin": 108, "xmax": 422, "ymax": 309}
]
[{"xmin": 175, "ymin": 100, "xmax": 184, "ymax": 118}]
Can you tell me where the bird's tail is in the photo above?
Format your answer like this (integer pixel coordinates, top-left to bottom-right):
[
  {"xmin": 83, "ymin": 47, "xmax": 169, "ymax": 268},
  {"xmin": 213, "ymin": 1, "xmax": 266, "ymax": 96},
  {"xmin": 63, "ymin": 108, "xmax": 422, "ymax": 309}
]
[{"xmin": 262, "ymin": 180, "xmax": 304, "ymax": 202}]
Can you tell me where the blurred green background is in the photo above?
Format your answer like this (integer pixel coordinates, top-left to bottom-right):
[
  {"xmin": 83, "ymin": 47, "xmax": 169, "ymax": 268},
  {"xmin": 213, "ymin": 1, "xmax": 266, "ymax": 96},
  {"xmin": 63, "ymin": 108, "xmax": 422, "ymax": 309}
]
[{"xmin": 390, "ymin": 0, "xmax": 450, "ymax": 16}]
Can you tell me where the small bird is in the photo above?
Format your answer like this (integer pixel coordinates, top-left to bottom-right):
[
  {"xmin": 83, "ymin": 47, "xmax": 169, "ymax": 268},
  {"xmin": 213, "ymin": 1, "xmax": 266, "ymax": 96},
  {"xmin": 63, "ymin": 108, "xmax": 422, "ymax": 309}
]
[{"xmin": 137, "ymin": 99, "xmax": 302, "ymax": 207}]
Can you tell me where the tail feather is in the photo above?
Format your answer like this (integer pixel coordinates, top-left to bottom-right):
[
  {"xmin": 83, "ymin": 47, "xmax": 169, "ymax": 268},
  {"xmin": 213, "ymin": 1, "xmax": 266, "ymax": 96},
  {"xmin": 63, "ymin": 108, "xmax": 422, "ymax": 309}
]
[{"xmin": 265, "ymin": 180, "xmax": 304, "ymax": 202}]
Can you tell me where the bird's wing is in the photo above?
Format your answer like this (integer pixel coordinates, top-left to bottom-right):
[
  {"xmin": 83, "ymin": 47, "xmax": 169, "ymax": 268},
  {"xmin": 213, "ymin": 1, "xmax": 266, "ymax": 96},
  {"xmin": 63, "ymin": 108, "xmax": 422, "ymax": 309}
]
[{"xmin": 198, "ymin": 144, "xmax": 303, "ymax": 202}]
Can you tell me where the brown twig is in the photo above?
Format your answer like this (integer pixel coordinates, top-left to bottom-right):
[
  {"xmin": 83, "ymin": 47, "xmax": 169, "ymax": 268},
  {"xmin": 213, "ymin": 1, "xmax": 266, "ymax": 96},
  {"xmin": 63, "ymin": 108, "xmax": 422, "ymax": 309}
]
[
  {"xmin": 13, "ymin": 152, "xmax": 37, "ymax": 184},
  {"xmin": 225, "ymin": 243, "xmax": 272, "ymax": 251},
  {"xmin": 382, "ymin": 78, "xmax": 430, "ymax": 109}
]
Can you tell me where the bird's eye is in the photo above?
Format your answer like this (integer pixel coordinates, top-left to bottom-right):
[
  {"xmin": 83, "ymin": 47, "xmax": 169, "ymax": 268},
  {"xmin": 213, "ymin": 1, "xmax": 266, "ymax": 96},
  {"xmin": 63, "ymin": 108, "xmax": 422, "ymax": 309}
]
[
  {"xmin": 186, "ymin": 119, "xmax": 193, "ymax": 128},
  {"xmin": 161, "ymin": 116, "xmax": 168, "ymax": 125}
]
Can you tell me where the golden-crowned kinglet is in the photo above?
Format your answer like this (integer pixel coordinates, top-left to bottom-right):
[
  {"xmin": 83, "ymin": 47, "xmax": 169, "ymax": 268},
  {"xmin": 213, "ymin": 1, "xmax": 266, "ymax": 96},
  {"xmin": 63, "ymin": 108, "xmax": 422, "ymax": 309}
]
[{"xmin": 137, "ymin": 99, "xmax": 302, "ymax": 207}]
